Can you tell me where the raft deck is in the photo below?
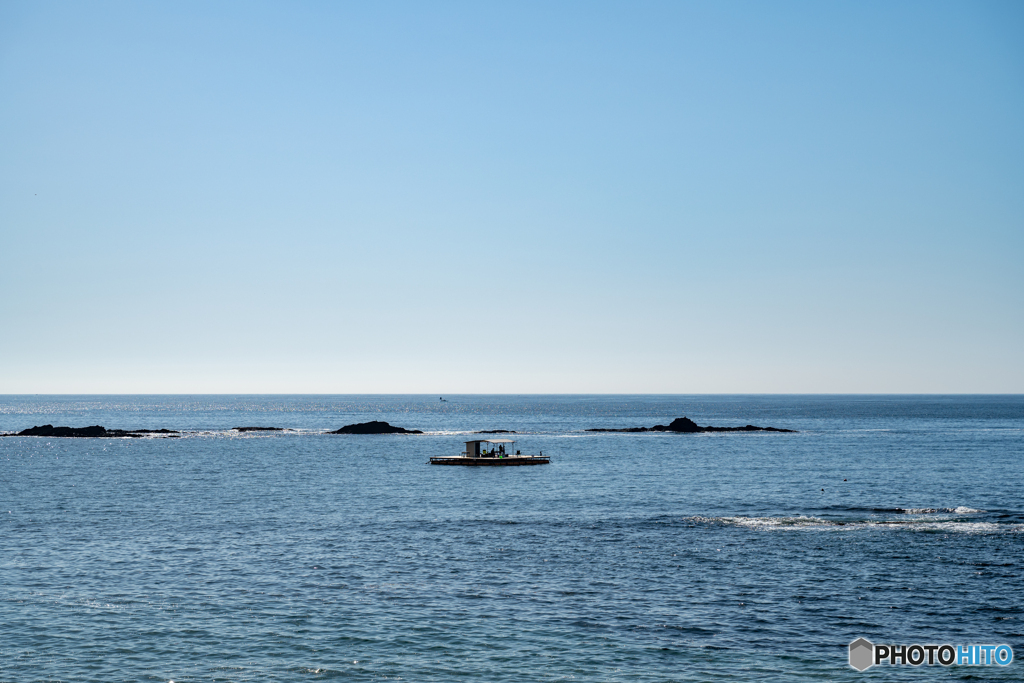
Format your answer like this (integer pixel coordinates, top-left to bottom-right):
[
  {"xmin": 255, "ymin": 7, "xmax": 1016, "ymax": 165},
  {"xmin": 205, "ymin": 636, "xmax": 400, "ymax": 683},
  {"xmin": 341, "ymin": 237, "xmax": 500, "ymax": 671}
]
[{"xmin": 429, "ymin": 456, "xmax": 549, "ymax": 466}]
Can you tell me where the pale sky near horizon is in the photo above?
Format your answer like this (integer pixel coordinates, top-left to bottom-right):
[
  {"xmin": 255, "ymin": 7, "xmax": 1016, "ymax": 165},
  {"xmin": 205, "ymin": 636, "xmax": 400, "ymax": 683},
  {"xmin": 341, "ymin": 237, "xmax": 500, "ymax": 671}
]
[{"xmin": 1, "ymin": 1, "xmax": 1022, "ymax": 393}]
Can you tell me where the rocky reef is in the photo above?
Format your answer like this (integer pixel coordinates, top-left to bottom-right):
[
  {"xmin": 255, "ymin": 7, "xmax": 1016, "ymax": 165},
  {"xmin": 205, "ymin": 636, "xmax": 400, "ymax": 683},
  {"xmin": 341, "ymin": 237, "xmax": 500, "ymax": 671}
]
[
  {"xmin": 586, "ymin": 417, "xmax": 795, "ymax": 433},
  {"xmin": 326, "ymin": 421, "xmax": 423, "ymax": 435},
  {"xmin": 8, "ymin": 425, "xmax": 179, "ymax": 438},
  {"xmin": 4, "ymin": 418, "xmax": 791, "ymax": 437}
]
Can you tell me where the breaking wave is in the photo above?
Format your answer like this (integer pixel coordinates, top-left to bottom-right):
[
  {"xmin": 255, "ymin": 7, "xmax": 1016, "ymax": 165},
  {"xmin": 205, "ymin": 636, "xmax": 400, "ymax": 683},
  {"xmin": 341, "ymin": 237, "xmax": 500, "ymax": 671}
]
[{"xmin": 683, "ymin": 514, "xmax": 1018, "ymax": 533}]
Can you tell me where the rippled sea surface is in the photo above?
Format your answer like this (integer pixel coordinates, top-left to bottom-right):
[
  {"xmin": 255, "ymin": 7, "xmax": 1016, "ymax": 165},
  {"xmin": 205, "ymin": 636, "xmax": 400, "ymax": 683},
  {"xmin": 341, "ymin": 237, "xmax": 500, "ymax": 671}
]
[{"xmin": 2, "ymin": 395, "xmax": 1022, "ymax": 681}]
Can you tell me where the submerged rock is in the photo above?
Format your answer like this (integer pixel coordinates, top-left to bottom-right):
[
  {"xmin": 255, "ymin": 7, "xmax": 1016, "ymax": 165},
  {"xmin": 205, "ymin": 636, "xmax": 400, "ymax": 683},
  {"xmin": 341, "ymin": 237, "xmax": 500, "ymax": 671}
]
[
  {"xmin": 233, "ymin": 427, "xmax": 285, "ymax": 432},
  {"xmin": 475, "ymin": 429, "xmax": 517, "ymax": 434},
  {"xmin": 586, "ymin": 417, "xmax": 795, "ymax": 433},
  {"xmin": 8, "ymin": 425, "xmax": 179, "ymax": 438},
  {"xmin": 326, "ymin": 421, "xmax": 423, "ymax": 435}
]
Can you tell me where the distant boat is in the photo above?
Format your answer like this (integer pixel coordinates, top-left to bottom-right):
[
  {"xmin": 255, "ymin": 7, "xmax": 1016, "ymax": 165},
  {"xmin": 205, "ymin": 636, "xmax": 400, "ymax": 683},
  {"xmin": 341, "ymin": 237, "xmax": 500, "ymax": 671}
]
[{"xmin": 430, "ymin": 439, "xmax": 549, "ymax": 466}]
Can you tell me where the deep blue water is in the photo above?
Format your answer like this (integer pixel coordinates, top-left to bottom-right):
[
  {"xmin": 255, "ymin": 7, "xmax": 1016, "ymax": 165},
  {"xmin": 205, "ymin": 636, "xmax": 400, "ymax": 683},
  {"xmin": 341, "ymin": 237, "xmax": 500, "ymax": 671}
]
[{"xmin": 1, "ymin": 395, "xmax": 1022, "ymax": 681}]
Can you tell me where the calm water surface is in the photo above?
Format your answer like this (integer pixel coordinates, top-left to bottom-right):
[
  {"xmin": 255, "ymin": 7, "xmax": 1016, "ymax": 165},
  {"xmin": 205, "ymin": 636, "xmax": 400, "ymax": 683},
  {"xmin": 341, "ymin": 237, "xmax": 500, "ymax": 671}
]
[{"xmin": 1, "ymin": 395, "xmax": 1022, "ymax": 681}]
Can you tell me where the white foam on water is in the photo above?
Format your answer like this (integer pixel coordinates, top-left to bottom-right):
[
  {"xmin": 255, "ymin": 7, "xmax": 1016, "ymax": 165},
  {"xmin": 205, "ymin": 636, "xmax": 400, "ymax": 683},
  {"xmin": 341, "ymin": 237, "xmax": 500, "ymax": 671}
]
[
  {"xmin": 720, "ymin": 515, "xmax": 831, "ymax": 529},
  {"xmin": 422, "ymin": 430, "xmax": 504, "ymax": 436},
  {"xmin": 688, "ymin": 515, "xmax": 1019, "ymax": 534},
  {"xmin": 898, "ymin": 506, "xmax": 983, "ymax": 514},
  {"xmin": 908, "ymin": 521, "xmax": 1013, "ymax": 533}
]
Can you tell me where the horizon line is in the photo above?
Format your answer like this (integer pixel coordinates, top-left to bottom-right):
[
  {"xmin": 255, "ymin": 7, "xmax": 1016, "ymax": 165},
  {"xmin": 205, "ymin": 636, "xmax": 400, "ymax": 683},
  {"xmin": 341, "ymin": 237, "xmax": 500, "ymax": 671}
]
[{"xmin": 1, "ymin": 392, "xmax": 1022, "ymax": 397}]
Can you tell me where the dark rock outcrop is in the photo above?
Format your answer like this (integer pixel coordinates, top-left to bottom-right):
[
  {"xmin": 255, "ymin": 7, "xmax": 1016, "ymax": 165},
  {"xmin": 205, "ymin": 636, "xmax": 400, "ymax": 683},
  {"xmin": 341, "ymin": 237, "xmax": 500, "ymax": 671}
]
[
  {"xmin": 233, "ymin": 427, "xmax": 284, "ymax": 432},
  {"xmin": 656, "ymin": 417, "xmax": 703, "ymax": 432},
  {"xmin": 587, "ymin": 417, "xmax": 795, "ymax": 433},
  {"xmin": 15, "ymin": 424, "xmax": 112, "ymax": 437},
  {"xmin": 8, "ymin": 425, "xmax": 179, "ymax": 438},
  {"xmin": 475, "ymin": 429, "xmax": 517, "ymax": 434},
  {"xmin": 326, "ymin": 421, "xmax": 423, "ymax": 435}
]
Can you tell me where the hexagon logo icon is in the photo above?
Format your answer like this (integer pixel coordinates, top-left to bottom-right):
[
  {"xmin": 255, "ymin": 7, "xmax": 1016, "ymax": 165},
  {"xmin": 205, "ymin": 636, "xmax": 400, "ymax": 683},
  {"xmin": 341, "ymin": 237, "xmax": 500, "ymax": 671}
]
[{"xmin": 849, "ymin": 638, "xmax": 874, "ymax": 671}]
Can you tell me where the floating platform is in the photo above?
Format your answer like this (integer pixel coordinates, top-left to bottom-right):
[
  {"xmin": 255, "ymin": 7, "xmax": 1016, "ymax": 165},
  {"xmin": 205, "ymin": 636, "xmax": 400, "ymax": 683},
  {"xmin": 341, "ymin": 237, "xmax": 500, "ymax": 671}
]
[
  {"xmin": 431, "ymin": 438, "xmax": 549, "ymax": 466},
  {"xmin": 429, "ymin": 456, "xmax": 549, "ymax": 466}
]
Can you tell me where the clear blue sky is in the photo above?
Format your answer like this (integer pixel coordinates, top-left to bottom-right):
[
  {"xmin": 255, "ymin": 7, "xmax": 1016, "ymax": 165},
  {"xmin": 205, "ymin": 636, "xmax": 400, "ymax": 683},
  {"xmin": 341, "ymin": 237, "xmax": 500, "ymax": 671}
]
[{"xmin": 1, "ymin": 1, "xmax": 1021, "ymax": 393}]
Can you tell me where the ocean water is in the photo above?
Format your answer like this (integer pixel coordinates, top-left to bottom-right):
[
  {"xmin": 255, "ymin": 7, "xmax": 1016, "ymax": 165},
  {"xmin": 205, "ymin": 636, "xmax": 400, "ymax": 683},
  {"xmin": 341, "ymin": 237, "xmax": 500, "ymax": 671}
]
[{"xmin": 1, "ymin": 394, "xmax": 1022, "ymax": 682}]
